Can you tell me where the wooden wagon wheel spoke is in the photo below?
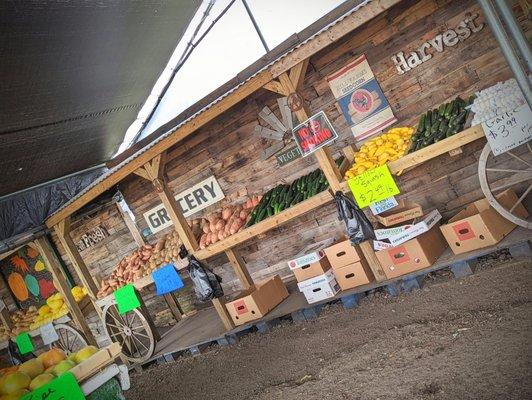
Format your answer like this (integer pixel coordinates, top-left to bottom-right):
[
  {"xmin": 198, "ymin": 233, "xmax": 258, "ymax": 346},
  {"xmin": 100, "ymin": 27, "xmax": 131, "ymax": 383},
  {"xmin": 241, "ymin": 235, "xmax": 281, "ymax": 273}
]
[
  {"xmin": 130, "ymin": 331, "xmax": 151, "ymax": 340},
  {"xmin": 491, "ymin": 171, "xmax": 532, "ymax": 192},
  {"xmin": 53, "ymin": 324, "xmax": 88, "ymax": 353},
  {"xmin": 129, "ymin": 334, "xmax": 141, "ymax": 357},
  {"xmin": 510, "ymin": 183, "xmax": 532, "ymax": 212},
  {"xmin": 486, "ymin": 167, "xmax": 532, "ymax": 173},
  {"xmin": 131, "ymin": 334, "xmax": 149, "ymax": 352},
  {"xmin": 105, "ymin": 322, "xmax": 124, "ymax": 331},
  {"xmin": 507, "ymin": 150, "xmax": 532, "ymax": 168}
]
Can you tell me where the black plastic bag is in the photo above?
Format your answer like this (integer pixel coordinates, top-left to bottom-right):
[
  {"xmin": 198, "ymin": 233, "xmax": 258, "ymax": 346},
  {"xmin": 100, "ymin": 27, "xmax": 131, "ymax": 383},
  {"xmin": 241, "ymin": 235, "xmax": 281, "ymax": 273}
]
[
  {"xmin": 334, "ymin": 191, "xmax": 375, "ymax": 244},
  {"xmin": 186, "ymin": 255, "xmax": 224, "ymax": 302}
]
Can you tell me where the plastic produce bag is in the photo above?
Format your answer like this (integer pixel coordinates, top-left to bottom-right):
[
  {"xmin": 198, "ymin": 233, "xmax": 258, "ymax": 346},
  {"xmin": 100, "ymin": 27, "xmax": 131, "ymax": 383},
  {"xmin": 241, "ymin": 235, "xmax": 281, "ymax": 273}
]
[
  {"xmin": 334, "ymin": 191, "xmax": 375, "ymax": 244},
  {"xmin": 186, "ymin": 256, "xmax": 224, "ymax": 302}
]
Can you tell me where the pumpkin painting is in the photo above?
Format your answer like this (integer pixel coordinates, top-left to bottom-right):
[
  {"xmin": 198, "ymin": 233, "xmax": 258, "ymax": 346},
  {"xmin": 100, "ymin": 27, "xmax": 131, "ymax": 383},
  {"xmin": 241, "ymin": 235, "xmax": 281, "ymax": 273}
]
[{"xmin": 8, "ymin": 272, "xmax": 28, "ymax": 302}]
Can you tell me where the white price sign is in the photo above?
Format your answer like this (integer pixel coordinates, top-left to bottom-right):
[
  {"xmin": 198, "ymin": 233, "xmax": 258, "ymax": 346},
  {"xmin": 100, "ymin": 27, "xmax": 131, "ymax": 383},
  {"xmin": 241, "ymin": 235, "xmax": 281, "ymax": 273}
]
[
  {"xmin": 40, "ymin": 323, "xmax": 59, "ymax": 346},
  {"xmin": 369, "ymin": 196, "xmax": 398, "ymax": 215},
  {"xmin": 482, "ymin": 104, "xmax": 532, "ymax": 155}
]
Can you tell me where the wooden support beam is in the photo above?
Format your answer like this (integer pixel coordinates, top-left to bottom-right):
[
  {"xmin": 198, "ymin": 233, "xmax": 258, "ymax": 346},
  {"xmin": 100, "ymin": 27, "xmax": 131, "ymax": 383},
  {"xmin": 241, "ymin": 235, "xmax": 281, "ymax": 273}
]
[
  {"xmin": 289, "ymin": 59, "xmax": 310, "ymax": 90},
  {"xmin": 0, "ymin": 304, "xmax": 13, "ymax": 331},
  {"xmin": 225, "ymin": 248, "xmax": 253, "ymax": 289},
  {"xmin": 54, "ymin": 218, "xmax": 100, "ymax": 298},
  {"xmin": 135, "ymin": 155, "xmax": 199, "ymax": 252},
  {"xmin": 359, "ymin": 241, "xmax": 386, "ymax": 282},
  {"xmin": 33, "ymin": 237, "xmax": 97, "ymax": 346},
  {"xmin": 262, "ymin": 79, "xmax": 288, "ymax": 96},
  {"xmin": 163, "ymin": 293, "xmax": 183, "ymax": 323},
  {"xmin": 212, "ymin": 297, "xmax": 235, "ymax": 331},
  {"xmin": 116, "ymin": 203, "xmax": 145, "ymax": 247}
]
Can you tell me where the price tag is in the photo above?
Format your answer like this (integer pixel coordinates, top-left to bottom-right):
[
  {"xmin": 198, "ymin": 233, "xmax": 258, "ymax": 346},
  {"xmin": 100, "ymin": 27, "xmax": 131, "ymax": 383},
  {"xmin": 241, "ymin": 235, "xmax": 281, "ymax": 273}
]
[
  {"xmin": 369, "ymin": 196, "xmax": 398, "ymax": 215},
  {"xmin": 113, "ymin": 284, "xmax": 141, "ymax": 315},
  {"xmin": 15, "ymin": 332, "xmax": 34, "ymax": 355},
  {"xmin": 152, "ymin": 264, "xmax": 184, "ymax": 296},
  {"xmin": 40, "ymin": 323, "xmax": 59, "ymax": 346},
  {"xmin": 347, "ymin": 165, "xmax": 400, "ymax": 208},
  {"xmin": 22, "ymin": 372, "xmax": 85, "ymax": 400},
  {"xmin": 482, "ymin": 103, "xmax": 532, "ymax": 155}
]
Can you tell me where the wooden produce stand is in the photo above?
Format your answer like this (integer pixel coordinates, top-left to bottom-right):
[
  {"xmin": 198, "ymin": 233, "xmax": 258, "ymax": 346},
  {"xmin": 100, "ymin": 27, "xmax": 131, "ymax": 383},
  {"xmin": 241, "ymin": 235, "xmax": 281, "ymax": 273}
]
[{"xmin": 41, "ymin": 0, "xmax": 531, "ymax": 365}]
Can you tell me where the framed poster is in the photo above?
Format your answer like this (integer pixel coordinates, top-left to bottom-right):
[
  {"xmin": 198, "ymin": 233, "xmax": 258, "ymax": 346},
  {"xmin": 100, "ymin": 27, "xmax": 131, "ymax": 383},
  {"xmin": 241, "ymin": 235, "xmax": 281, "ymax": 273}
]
[
  {"xmin": 292, "ymin": 111, "xmax": 338, "ymax": 157},
  {"xmin": 327, "ymin": 54, "xmax": 397, "ymax": 141}
]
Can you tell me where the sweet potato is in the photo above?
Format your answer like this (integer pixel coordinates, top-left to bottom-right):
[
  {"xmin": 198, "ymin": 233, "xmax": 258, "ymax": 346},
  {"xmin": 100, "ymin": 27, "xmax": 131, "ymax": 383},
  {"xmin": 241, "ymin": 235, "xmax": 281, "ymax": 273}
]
[
  {"xmin": 222, "ymin": 207, "xmax": 232, "ymax": 220},
  {"xmin": 215, "ymin": 219, "xmax": 225, "ymax": 231}
]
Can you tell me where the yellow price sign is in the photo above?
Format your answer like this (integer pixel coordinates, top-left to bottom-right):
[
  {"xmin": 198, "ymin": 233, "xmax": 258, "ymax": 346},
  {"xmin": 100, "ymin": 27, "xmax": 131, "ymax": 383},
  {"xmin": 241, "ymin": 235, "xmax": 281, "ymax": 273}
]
[{"xmin": 347, "ymin": 165, "xmax": 400, "ymax": 208}]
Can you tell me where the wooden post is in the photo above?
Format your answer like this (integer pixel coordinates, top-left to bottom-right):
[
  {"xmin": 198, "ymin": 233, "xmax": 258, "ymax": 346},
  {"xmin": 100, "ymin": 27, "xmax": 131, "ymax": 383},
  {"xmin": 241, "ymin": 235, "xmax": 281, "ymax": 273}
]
[
  {"xmin": 134, "ymin": 154, "xmax": 199, "ymax": 251},
  {"xmin": 225, "ymin": 248, "xmax": 253, "ymax": 289},
  {"xmin": 33, "ymin": 237, "xmax": 97, "ymax": 346},
  {"xmin": 116, "ymin": 203, "xmax": 145, "ymax": 247},
  {"xmin": 163, "ymin": 293, "xmax": 183, "ymax": 323},
  {"xmin": 0, "ymin": 303, "xmax": 13, "ymax": 331},
  {"xmin": 359, "ymin": 241, "xmax": 387, "ymax": 282},
  {"xmin": 212, "ymin": 297, "xmax": 235, "ymax": 331},
  {"xmin": 53, "ymin": 218, "xmax": 100, "ymax": 299}
]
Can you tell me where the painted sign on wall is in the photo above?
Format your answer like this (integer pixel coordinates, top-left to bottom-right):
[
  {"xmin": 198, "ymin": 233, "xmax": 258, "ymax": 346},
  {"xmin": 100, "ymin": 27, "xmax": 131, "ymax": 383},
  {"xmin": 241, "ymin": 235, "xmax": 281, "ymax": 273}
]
[
  {"xmin": 76, "ymin": 226, "xmax": 108, "ymax": 251},
  {"xmin": 143, "ymin": 175, "xmax": 225, "ymax": 233},
  {"xmin": 327, "ymin": 54, "xmax": 396, "ymax": 141}
]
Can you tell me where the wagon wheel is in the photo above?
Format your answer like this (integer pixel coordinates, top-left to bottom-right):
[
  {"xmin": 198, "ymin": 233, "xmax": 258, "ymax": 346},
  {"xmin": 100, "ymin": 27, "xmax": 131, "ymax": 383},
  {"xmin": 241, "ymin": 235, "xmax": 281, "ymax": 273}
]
[
  {"xmin": 52, "ymin": 323, "xmax": 88, "ymax": 354},
  {"xmin": 478, "ymin": 141, "xmax": 532, "ymax": 229},
  {"xmin": 102, "ymin": 301, "xmax": 155, "ymax": 364}
]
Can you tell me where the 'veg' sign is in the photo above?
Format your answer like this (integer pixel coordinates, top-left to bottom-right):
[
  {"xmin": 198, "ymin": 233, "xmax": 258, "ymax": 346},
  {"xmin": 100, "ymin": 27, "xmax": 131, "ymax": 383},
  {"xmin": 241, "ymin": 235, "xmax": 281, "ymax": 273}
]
[{"xmin": 143, "ymin": 176, "xmax": 224, "ymax": 233}]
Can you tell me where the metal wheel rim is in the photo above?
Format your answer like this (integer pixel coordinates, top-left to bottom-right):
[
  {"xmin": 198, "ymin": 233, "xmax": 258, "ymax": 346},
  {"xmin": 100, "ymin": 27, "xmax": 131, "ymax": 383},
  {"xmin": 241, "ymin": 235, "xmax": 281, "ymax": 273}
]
[
  {"xmin": 52, "ymin": 323, "xmax": 88, "ymax": 354},
  {"xmin": 478, "ymin": 142, "xmax": 532, "ymax": 229},
  {"xmin": 102, "ymin": 301, "xmax": 155, "ymax": 364}
]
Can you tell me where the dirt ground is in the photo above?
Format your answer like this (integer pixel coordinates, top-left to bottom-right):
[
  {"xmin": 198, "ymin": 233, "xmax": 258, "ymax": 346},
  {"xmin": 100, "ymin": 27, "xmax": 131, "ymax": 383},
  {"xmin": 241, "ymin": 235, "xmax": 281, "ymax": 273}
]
[{"xmin": 126, "ymin": 255, "xmax": 532, "ymax": 400}]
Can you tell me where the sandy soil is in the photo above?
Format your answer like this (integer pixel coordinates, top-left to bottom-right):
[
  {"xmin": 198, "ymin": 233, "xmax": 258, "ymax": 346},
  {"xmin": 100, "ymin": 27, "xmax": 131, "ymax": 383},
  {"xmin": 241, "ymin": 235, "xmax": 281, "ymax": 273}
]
[{"xmin": 126, "ymin": 257, "xmax": 531, "ymax": 400}]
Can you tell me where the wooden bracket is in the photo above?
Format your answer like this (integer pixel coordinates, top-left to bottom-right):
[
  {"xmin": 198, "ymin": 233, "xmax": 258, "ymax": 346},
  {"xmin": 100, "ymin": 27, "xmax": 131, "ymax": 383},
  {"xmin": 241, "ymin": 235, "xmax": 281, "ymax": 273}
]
[
  {"xmin": 263, "ymin": 80, "xmax": 288, "ymax": 96},
  {"xmin": 289, "ymin": 58, "xmax": 310, "ymax": 90},
  {"xmin": 225, "ymin": 248, "xmax": 253, "ymax": 289},
  {"xmin": 212, "ymin": 297, "xmax": 235, "ymax": 331},
  {"xmin": 115, "ymin": 203, "xmax": 146, "ymax": 247}
]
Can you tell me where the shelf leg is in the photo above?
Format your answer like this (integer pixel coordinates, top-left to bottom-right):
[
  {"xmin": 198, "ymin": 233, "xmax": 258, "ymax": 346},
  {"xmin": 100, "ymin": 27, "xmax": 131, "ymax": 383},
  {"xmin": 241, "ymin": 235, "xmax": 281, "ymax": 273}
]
[
  {"xmin": 225, "ymin": 248, "xmax": 253, "ymax": 289},
  {"xmin": 212, "ymin": 297, "xmax": 235, "ymax": 331},
  {"xmin": 163, "ymin": 292, "xmax": 183, "ymax": 323},
  {"xmin": 359, "ymin": 241, "xmax": 387, "ymax": 282}
]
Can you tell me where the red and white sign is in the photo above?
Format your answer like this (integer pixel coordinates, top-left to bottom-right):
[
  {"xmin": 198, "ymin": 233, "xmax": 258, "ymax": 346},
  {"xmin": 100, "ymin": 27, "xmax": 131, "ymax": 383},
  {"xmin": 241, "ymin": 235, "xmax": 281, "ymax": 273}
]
[{"xmin": 292, "ymin": 111, "xmax": 338, "ymax": 157}]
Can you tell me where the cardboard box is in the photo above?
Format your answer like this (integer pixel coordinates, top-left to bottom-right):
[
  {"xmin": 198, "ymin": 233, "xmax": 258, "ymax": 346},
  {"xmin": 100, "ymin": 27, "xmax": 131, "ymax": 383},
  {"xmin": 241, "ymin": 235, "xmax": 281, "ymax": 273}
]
[
  {"xmin": 374, "ymin": 225, "xmax": 412, "ymax": 240},
  {"xmin": 323, "ymin": 240, "xmax": 363, "ymax": 269},
  {"xmin": 333, "ymin": 259, "xmax": 374, "ymax": 291},
  {"xmin": 297, "ymin": 269, "xmax": 340, "ymax": 304},
  {"xmin": 376, "ymin": 225, "xmax": 448, "ymax": 279},
  {"xmin": 292, "ymin": 257, "xmax": 331, "ymax": 282},
  {"xmin": 373, "ymin": 240, "xmax": 394, "ymax": 251},
  {"xmin": 440, "ymin": 189, "xmax": 528, "ymax": 254},
  {"xmin": 388, "ymin": 209, "xmax": 442, "ymax": 246},
  {"xmin": 375, "ymin": 200, "xmax": 423, "ymax": 226},
  {"xmin": 287, "ymin": 239, "xmax": 333, "ymax": 270},
  {"xmin": 225, "ymin": 275, "xmax": 289, "ymax": 326}
]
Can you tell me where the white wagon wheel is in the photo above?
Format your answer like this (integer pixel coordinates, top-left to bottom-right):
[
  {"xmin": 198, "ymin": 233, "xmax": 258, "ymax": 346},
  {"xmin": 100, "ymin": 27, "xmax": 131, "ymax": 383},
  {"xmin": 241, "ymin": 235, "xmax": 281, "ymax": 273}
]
[
  {"xmin": 52, "ymin": 323, "xmax": 88, "ymax": 354},
  {"xmin": 102, "ymin": 301, "xmax": 155, "ymax": 364},
  {"xmin": 478, "ymin": 141, "xmax": 532, "ymax": 229}
]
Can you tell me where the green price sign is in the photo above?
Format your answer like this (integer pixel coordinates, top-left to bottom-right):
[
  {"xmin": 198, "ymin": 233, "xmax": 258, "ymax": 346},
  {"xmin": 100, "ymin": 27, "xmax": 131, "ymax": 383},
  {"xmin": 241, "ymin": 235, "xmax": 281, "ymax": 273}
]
[
  {"xmin": 22, "ymin": 372, "xmax": 85, "ymax": 400},
  {"xmin": 347, "ymin": 164, "xmax": 400, "ymax": 208},
  {"xmin": 15, "ymin": 332, "xmax": 34, "ymax": 355},
  {"xmin": 114, "ymin": 284, "xmax": 141, "ymax": 314}
]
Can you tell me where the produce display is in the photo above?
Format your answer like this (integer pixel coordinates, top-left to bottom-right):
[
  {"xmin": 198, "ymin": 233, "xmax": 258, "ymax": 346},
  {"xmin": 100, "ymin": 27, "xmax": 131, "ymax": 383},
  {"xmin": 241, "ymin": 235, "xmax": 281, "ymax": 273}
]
[
  {"xmin": 0, "ymin": 346, "xmax": 98, "ymax": 399},
  {"xmin": 30, "ymin": 293, "xmax": 69, "ymax": 331},
  {"xmin": 10, "ymin": 308, "xmax": 38, "ymax": 337},
  {"xmin": 409, "ymin": 96, "xmax": 473, "ymax": 153},
  {"xmin": 0, "ymin": 326, "xmax": 10, "ymax": 342},
  {"xmin": 344, "ymin": 127, "xmax": 413, "ymax": 178}
]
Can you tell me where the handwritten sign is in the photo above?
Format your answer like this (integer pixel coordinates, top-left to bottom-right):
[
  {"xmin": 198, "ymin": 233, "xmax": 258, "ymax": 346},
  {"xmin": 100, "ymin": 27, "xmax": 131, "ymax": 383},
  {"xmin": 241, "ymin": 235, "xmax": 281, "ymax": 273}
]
[
  {"xmin": 482, "ymin": 103, "xmax": 532, "ymax": 156},
  {"xmin": 347, "ymin": 165, "xmax": 400, "ymax": 208},
  {"xmin": 15, "ymin": 332, "xmax": 34, "ymax": 355},
  {"xmin": 40, "ymin": 323, "xmax": 59, "ymax": 346},
  {"xmin": 22, "ymin": 372, "xmax": 85, "ymax": 400},
  {"xmin": 152, "ymin": 264, "xmax": 184, "ymax": 296},
  {"xmin": 293, "ymin": 111, "xmax": 338, "ymax": 157},
  {"xmin": 114, "ymin": 284, "xmax": 141, "ymax": 315},
  {"xmin": 369, "ymin": 196, "xmax": 398, "ymax": 215}
]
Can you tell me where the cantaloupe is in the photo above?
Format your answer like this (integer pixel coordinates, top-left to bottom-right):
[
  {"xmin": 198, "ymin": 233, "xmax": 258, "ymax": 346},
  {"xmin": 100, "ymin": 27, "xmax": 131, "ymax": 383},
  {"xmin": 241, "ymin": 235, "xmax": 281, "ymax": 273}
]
[
  {"xmin": 29, "ymin": 373, "xmax": 54, "ymax": 391},
  {"xmin": 74, "ymin": 345, "xmax": 98, "ymax": 363},
  {"xmin": 17, "ymin": 359, "xmax": 43, "ymax": 379},
  {"xmin": 40, "ymin": 348, "xmax": 66, "ymax": 369},
  {"xmin": 0, "ymin": 372, "xmax": 30, "ymax": 394}
]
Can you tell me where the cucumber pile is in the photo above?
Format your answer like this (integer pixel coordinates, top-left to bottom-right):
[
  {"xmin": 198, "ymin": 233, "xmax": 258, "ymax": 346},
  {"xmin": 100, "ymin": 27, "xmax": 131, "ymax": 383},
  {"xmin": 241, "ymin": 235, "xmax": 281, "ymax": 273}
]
[
  {"xmin": 409, "ymin": 95, "xmax": 474, "ymax": 153},
  {"xmin": 246, "ymin": 158, "xmax": 344, "ymax": 227}
]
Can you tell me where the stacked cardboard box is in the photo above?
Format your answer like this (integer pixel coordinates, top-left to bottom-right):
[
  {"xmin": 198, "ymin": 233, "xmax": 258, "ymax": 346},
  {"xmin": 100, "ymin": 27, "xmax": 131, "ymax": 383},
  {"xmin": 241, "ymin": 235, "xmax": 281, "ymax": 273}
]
[{"xmin": 324, "ymin": 240, "xmax": 374, "ymax": 290}]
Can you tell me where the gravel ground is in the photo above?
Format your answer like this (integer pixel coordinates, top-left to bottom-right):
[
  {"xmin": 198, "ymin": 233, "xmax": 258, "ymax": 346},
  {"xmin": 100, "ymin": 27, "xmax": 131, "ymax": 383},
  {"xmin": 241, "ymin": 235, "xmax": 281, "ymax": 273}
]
[{"xmin": 126, "ymin": 255, "xmax": 531, "ymax": 400}]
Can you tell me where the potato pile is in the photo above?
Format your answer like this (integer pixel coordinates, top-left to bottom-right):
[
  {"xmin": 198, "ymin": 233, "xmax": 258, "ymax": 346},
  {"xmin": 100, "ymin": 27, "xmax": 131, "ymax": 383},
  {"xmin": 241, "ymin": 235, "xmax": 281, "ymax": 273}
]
[
  {"xmin": 97, "ymin": 244, "xmax": 154, "ymax": 298},
  {"xmin": 11, "ymin": 307, "xmax": 38, "ymax": 336},
  {"xmin": 146, "ymin": 230, "xmax": 183, "ymax": 272},
  {"xmin": 198, "ymin": 195, "xmax": 261, "ymax": 249}
]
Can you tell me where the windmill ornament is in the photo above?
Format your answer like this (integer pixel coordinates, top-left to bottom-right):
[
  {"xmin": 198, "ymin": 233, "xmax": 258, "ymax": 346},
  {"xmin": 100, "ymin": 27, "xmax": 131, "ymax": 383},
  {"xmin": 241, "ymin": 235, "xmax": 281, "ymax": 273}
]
[{"xmin": 254, "ymin": 97, "xmax": 302, "ymax": 165}]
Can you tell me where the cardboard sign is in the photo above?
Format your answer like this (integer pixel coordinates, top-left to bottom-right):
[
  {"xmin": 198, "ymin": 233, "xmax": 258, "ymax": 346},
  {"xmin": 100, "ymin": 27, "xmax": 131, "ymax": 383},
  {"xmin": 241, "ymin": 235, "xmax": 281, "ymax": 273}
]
[
  {"xmin": 152, "ymin": 264, "xmax": 184, "ymax": 296},
  {"xmin": 373, "ymin": 240, "xmax": 395, "ymax": 251},
  {"xmin": 22, "ymin": 372, "xmax": 85, "ymax": 400},
  {"xmin": 347, "ymin": 165, "xmax": 400, "ymax": 208},
  {"xmin": 388, "ymin": 209, "xmax": 442, "ymax": 246},
  {"xmin": 374, "ymin": 225, "xmax": 412, "ymax": 240},
  {"xmin": 144, "ymin": 175, "xmax": 225, "ymax": 233},
  {"xmin": 292, "ymin": 111, "xmax": 338, "ymax": 157},
  {"xmin": 482, "ymin": 103, "xmax": 532, "ymax": 156},
  {"xmin": 40, "ymin": 323, "xmax": 59, "ymax": 346},
  {"xmin": 276, "ymin": 145, "xmax": 302, "ymax": 167},
  {"xmin": 327, "ymin": 55, "xmax": 397, "ymax": 140},
  {"xmin": 113, "ymin": 284, "xmax": 141, "ymax": 315},
  {"xmin": 287, "ymin": 239, "xmax": 334, "ymax": 270},
  {"xmin": 15, "ymin": 332, "xmax": 34, "ymax": 355},
  {"xmin": 369, "ymin": 196, "xmax": 398, "ymax": 215}
]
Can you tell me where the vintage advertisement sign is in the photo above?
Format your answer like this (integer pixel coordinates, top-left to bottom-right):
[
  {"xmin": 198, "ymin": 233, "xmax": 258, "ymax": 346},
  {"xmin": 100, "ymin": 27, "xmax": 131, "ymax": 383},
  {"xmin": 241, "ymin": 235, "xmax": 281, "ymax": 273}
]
[
  {"xmin": 327, "ymin": 55, "xmax": 396, "ymax": 141},
  {"xmin": 76, "ymin": 226, "xmax": 108, "ymax": 251},
  {"xmin": 292, "ymin": 111, "xmax": 338, "ymax": 157},
  {"xmin": 143, "ymin": 175, "xmax": 225, "ymax": 234},
  {"xmin": 482, "ymin": 103, "xmax": 532, "ymax": 156}
]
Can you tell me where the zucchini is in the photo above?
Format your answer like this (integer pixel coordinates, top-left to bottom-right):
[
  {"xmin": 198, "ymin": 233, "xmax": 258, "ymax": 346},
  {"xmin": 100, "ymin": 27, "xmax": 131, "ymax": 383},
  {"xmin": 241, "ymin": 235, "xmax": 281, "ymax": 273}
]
[
  {"xmin": 418, "ymin": 114, "xmax": 426, "ymax": 131},
  {"xmin": 438, "ymin": 103, "xmax": 446, "ymax": 117}
]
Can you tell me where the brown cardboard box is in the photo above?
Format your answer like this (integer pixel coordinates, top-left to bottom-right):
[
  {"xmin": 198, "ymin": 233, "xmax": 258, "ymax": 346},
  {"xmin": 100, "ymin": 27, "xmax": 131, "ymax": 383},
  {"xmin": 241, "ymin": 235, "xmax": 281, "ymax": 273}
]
[
  {"xmin": 323, "ymin": 240, "xmax": 363, "ymax": 270},
  {"xmin": 225, "ymin": 275, "xmax": 289, "ymax": 326},
  {"xmin": 376, "ymin": 225, "xmax": 448, "ymax": 279},
  {"xmin": 440, "ymin": 189, "xmax": 528, "ymax": 254},
  {"xmin": 292, "ymin": 257, "xmax": 331, "ymax": 282},
  {"xmin": 375, "ymin": 200, "xmax": 423, "ymax": 227},
  {"xmin": 333, "ymin": 259, "xmax": 374, "ymax": 290}
]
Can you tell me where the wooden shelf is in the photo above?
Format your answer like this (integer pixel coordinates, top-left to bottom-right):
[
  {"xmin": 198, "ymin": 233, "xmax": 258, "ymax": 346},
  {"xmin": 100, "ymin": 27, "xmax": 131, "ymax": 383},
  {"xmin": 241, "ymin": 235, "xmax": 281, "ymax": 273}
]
[{"xmin": 193, "ymin": 190, "xmax": 334, "ymax": 260}]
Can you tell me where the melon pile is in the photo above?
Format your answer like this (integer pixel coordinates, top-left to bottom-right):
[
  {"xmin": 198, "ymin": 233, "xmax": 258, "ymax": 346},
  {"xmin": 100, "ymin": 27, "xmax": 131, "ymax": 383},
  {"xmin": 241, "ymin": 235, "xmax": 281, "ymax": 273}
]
[{"xmin": 0, "ymin": 346, "xmax": 98, "ymax": 399}]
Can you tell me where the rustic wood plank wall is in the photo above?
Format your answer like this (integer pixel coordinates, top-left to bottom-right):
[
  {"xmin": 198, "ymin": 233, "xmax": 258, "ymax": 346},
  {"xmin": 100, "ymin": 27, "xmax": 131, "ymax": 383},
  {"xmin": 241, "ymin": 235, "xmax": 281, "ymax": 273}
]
[{"xmin": 49, "ymin": 0, "xmax": 530, "ymax": 341}]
